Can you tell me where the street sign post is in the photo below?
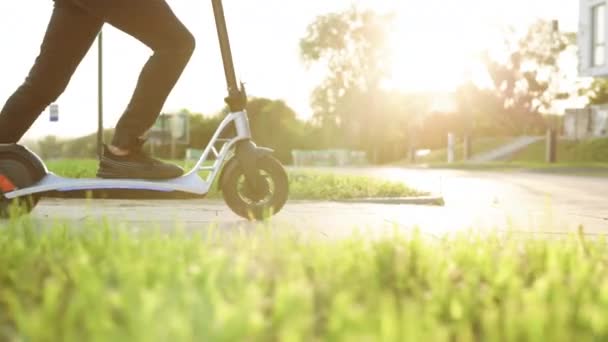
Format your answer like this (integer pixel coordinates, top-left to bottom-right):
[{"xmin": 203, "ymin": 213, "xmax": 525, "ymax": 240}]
[
  {"xmin": 97, "ymin": 30, "xmax": 104, "ymax": 158},
  {"xmin": 49, "ymin": 104, "xmax": 59, "ymax": 122}
]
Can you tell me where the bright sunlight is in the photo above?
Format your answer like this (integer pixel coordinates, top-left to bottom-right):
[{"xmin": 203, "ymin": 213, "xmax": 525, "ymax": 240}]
[{"xmin": 383, "ymin": 0, "xmax": 555, "ymax": 92}]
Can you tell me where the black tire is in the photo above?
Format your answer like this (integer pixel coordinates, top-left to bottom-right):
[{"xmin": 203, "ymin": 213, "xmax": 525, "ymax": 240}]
[
  {"xmin": 0, "ymin": 159, "xmax": 40, "ymax": 219},
  {"xmin": 222, "ymin": 156, "xmax": 288, "ymax": 221}
]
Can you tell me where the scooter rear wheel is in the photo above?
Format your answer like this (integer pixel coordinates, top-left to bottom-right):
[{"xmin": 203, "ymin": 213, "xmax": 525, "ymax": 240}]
[
  {"xmin": 222, "ymin": 155, "xmax": 288, "ymax": 221},
  {"xmin": 0, "ymin": 159, "xmax": 40, "ymax": 218}
]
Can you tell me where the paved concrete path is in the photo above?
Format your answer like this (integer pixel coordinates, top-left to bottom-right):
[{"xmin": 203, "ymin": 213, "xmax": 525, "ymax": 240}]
[
  {"xmin": 27, "ymin": 167, "xmax": 608, "ymax": 238},
  {"xmin": 327, "ymin": 167, "xmax": 608, "ymax": 236}
]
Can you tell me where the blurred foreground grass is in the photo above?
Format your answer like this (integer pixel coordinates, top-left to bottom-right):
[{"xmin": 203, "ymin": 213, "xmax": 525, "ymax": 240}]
[
  {"xmin": 1, "ymin": 220, "xmax": 607, "ymax": 341},
  {"xmin": 45, "ymin": 159, "xmax": 424, "ymax": 200}
]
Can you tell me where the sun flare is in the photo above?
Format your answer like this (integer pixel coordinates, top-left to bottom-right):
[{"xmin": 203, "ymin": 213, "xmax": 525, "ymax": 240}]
[{"xmin": 384, "ymin": 2, "xmax": 499, "ymax": 93}]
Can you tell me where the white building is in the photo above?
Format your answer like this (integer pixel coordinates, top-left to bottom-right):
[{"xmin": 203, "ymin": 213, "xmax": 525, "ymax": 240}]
[
  {"xmin": 580, "ymin": 0, "xmax": 608, "ymax": 77},
  {"xmin": 570, "ymin": 1, "xmax": 608, "ymax": 139},
  {"xmin": 564, "ymin": 106, "xmax": 608, "ymax": 139}
]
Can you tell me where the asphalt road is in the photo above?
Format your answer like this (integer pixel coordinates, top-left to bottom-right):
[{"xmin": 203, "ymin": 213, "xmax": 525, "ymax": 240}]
[{"xmin": 29, "ymin": 168, "xmax": 608, "ymax": 238}]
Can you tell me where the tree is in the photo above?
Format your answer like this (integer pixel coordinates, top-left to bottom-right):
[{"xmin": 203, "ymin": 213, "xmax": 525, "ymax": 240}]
[
  {"xmin": 246, "ymin": 98, "xmax": 305, "ymax": 163},
  {"xmin": 300, "ymin": 8, "xmax": 394, "ymax": 154},
  {"xmin": 478, "ymin": 20, "xmax": 575, "ymax": 133},
  {"xmin": 38, "ymin": 135, "xmax": 63, "ymax": 159},
  {"xmin": 188, "ymin": 113, "xmax": 223, "ymax": 150},
  {"xmin": 581, "ymin": 78, "xmax": 608, "ymax": 105}
]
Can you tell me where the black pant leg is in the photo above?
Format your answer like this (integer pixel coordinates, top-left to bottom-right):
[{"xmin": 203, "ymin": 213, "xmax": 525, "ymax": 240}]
[
  {"xmin": 0, "ymin": 1, "xmax": 102, "ymax": 144},
  {"xmin": 74, "ymin": 0, "xmax": 195, "ymax": 149}
]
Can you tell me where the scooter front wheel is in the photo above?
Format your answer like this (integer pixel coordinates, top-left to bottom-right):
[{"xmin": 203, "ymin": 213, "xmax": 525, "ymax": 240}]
[{"xmin": 222, "ymin": 155, "xmax": 288, "ymax": 221}]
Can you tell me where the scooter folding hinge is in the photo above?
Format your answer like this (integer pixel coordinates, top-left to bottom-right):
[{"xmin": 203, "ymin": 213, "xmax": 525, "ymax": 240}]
[{"xmin": 224, "ymin": 82, "xmax": 248, "ymax": 112}]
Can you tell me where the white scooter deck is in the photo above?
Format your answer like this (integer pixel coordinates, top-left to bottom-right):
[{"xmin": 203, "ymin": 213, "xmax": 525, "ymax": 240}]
[
  {"xmin": 4, "ymin": 111, "xmax": 252, "ymax": 200},
  {"xmin": 4, "ymin": 172, "xmax": 210, "ymax": 199}
]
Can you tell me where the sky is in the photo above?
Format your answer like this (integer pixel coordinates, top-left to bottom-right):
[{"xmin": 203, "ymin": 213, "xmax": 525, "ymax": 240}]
[{"xmin": 0, "ymin": 0, "xmax": 578, "ymax": 140}]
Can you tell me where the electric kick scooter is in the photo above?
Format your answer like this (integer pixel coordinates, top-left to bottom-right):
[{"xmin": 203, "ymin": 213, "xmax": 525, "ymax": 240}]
[{"xmin": 0, "ymin": 0, "xmax": 289, "ymax": 221}]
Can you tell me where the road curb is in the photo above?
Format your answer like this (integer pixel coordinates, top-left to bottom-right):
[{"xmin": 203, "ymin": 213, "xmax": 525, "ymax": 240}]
[{"xmin": 335, "ymin": 196, "xmax": 445, "ymax": 206}]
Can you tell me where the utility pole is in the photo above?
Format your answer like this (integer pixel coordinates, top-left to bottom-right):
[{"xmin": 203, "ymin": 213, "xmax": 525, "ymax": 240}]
[
  {"xmin": 552, "ymin": 19, "xmax": 559, "ymax": 35},
  {"xmin": 97, "ymin": 30, "xmax": 104, "ymax": 158},
  {"xmin": 546, "ymin": 20, "xmax": 560, "ymax": 164},
  {"xmin": 447, "ymin": 133, "xmax": 456, "ymax": 164}
]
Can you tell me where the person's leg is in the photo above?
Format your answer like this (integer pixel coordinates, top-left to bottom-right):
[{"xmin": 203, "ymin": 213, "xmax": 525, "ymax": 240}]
[
  {"xmin": 67, "ymin": 0, "xmax": 193, "ymax": 179},
  {"xmin": 0, "ymin": 1, "xmax": 102, "ymax": 144},
  {"xmin": 73, "ymin": 0, "xmax": 195, "ymax": 151}
]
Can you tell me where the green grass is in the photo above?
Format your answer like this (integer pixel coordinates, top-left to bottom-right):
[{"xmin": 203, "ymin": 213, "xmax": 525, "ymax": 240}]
[
  {"xmin": 1, "ymin": 220, "xmax": 608, "ymax": 341},
  {"xmin": 44, "ymin": 160, "xmax": 424, "ymax": 200},
  {"xmin": 287, "ymin": 171, "xmax": 422, "ymax": 200},
  {"xmin": 445, "ymin": 138, "xmax": 608, "ymax": 175},
  {"xmin": 410, "ymin": 138, "xmax": 608, "ymax": 175},
  {"xmin": 510, "ymin": 138, "xmax": 608, "ymax": 165},
  {"xmin": 46, "ymin": 159, "xmax": 101, "ymax": 178},
  {"xmin": 507, "ymin": 140, "xmax": 575, "ymax": 163}
]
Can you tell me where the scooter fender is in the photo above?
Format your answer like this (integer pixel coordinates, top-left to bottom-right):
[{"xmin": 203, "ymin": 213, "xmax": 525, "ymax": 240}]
[
  {"xmin": 218, "ymin": 141, "xmax": 274, "ymax": 190},
  {"xmin": 0, "ymin": 144, "xmax": 48, "ymax": 181}
]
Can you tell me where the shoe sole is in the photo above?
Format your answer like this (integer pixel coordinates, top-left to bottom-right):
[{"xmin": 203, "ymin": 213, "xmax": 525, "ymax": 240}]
[{"xmin": 97, "ymin": 160, "xmax": 183, "ymax": 180}]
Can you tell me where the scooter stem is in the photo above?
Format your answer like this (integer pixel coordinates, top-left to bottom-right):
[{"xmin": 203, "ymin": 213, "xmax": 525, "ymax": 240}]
[{"xmin": 211, "ymin": 0, "xmax": 246, "ymax": 112}]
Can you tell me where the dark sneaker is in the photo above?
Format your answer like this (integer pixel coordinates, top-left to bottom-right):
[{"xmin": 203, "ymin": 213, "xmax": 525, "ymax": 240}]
[{"xmin": 97, "ymin": 144, "xmax": 184, "ymax": 180}]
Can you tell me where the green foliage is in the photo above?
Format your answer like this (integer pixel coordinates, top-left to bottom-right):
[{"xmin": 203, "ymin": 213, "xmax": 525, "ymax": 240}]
[
  {"xmin": 298, "ymin": 13, "xmax": 575, "ymax": 156},
  {"xmin": 482, "ymin": 21, "xmax": 573, "ymax": 116},
  {"xmin": 36, "ymin": 136, "xmax": 64, "ymax": 160},
  {"xmin": 453, "ymin": 20, "xmax": 576, "ymax": 137},
  {"xmin": 187, "ymin": 113, "xmax": 223, "ymax": 150},
  {"xmin": 581, "ymin": 78, "xmax": 608, "ymax": 105},
  {"xmin": 34, "ymin": 130, "xmax": 114, "ymax": 160},
  {"xmin": 454, "ymin": 83, "xmax": 547, "ymax": 138},
  {"xmin": 1, "ymin": 223, "xmax": 608, "ymax": 341},
  {"xmin": 246, "ymin": 98, "xmax": 315, "ymax": 163},
  {"xmin": 158, "ymin": 99, "xmax": 327, "ymax": 165},
  {"xmin": 300, "ymin": 8, "xmax": 392, "ymax": 100}
]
